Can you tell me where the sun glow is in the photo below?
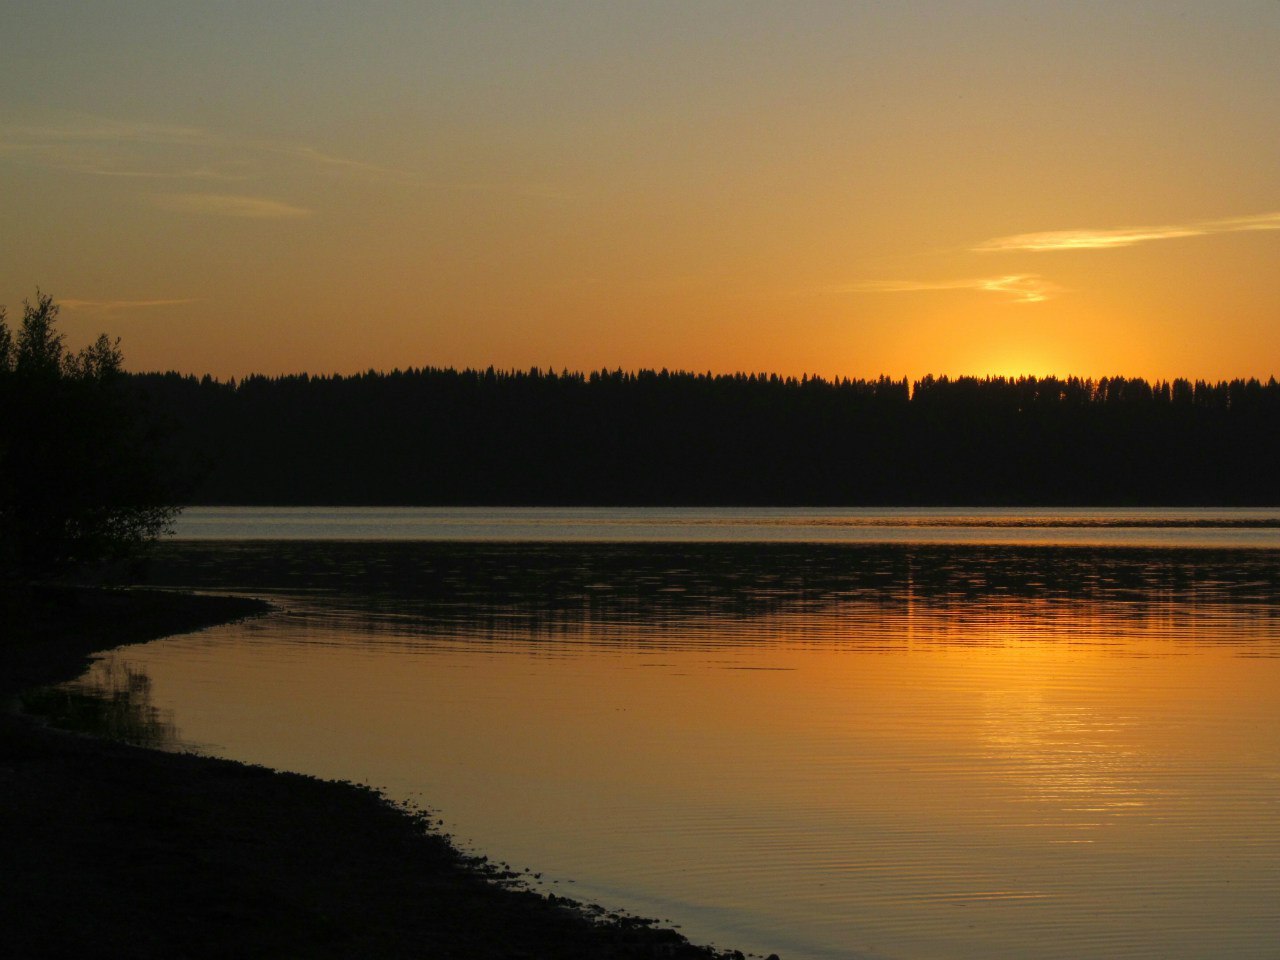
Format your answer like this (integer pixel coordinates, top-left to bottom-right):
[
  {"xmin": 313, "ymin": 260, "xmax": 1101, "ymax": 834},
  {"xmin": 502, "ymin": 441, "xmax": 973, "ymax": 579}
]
[
  {"xmin": 980, "ymin": 357, "xmax": 1058, "ymax": 380},
  {"xmin": 4, "ymin": 5, "xmax": 1278, "ymax": 381}
]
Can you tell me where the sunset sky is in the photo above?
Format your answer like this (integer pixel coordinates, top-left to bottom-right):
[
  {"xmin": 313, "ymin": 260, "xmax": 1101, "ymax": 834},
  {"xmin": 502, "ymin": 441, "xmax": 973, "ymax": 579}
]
[{"xmin": 3, "ymin": 2, "xmax": 1277, "ymax": 381}]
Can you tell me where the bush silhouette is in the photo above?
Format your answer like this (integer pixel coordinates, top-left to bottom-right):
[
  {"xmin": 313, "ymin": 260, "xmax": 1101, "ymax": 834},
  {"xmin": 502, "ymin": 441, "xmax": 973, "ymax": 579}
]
[{"xmin": 0, "ymin": 292, "xmax": 176, "ymax": 579}]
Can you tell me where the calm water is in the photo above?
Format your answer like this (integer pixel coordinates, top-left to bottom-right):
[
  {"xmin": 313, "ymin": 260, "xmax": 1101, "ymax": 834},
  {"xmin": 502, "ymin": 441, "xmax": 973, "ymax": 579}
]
[
  {"xmin": 173, "ymin": 505, "xmax": 1280, "ymax": 548},
  {"xmin": 73, "ymin": 509, "xmax": 1280, "ymax": 959}
]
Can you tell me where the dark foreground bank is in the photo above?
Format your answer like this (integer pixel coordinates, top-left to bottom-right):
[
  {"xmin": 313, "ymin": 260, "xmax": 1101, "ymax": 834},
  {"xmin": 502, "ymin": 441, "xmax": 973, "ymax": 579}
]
[{"xmin": 1, "ymin": 587, "xmax": 751, "ymax": 960}]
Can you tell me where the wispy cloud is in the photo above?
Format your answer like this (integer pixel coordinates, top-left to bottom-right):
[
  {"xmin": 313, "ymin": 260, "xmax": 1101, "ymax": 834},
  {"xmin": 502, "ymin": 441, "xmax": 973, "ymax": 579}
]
[
  {"xmin": 450, "ymin": 180, "xmax": 585, "ymax": 202},
  {"xmin": 1214, "ymin": 212, "xmax": 1280, "ymax": 233},
  {"xmin": 0, "ymin": 114, "xmax": 410, "ymax": 185},
  {"xmin": 54, "ymin": 163, "xmax": 251, "ymax": 182},
  {"xmin": 1, "ymin": 113, "xmax": 581, "ymax": 200},
  {"xmin": 59, "ymin": 298, "xmax": 198, "ymax": 314},
  {"xmin": 152, "ymin": 192, "xmax": 312, "ymax": 219},
  {"xmin": 1, "ymin": 113, "xmax": 590, "ymax": 208},
  {"xmin": 975, "ymin": 211, "xmax": 1280, "ymax": 253},
  {"xmin": 829, "ymin": 274, "xmax": 1062, "ymax": 304},
  {"xmin": 0, "ymin": 118, "xmax": 231, "ymax": 179},
  {"xmin": 2, "ymin": 118, "xmax": 213, "ymax": 146},
  {"xmin": 257, "ymin": 142, "xmax": 414, "ymax": 183}
]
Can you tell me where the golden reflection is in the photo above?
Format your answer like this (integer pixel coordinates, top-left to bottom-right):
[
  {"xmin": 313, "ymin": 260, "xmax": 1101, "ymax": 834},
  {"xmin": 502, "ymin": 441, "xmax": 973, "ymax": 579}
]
[{"xmin": 89, "ymin": 565, "xmax": 1280, "ymax": 960}]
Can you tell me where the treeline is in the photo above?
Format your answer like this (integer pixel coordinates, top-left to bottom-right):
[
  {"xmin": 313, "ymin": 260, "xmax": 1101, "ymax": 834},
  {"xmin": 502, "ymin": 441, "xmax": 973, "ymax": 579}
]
[{"xmin": 128, "ymin": 368, "xmax": 1280, "ymax": 505}]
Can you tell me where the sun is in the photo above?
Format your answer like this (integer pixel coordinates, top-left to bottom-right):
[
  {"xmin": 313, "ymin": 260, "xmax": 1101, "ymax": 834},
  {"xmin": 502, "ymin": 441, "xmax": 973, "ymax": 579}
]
[{"xmin": 969, "ymin": 349, "xmax": 1061, "ymax": 380}]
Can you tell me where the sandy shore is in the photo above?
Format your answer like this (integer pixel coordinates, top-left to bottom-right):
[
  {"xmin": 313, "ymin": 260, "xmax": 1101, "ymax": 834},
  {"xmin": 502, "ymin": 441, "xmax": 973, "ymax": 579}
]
[{"xmin": 1, "ymin": 586, "xmax": 752, "ymax": 960}]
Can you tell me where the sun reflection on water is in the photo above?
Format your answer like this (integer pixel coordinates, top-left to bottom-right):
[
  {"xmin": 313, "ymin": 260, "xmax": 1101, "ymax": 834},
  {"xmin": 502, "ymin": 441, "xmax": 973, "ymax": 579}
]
[{"xmin": 67, "ymin": 540, "xmax": 1280, "ymax": 960}]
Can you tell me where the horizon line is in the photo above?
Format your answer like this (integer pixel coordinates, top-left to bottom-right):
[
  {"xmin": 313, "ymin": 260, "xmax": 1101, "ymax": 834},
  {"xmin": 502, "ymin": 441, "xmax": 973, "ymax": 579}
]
[{"xmin": 124, "ymin": 365, "xmax": 1280, "ymax": 387}]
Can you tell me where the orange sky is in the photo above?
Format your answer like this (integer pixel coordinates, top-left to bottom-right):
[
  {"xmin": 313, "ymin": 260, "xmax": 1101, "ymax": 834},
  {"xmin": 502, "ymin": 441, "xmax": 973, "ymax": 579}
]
[{"xmin": 2, "ymin": 2, "xmax": 1277, "ymax": 381}]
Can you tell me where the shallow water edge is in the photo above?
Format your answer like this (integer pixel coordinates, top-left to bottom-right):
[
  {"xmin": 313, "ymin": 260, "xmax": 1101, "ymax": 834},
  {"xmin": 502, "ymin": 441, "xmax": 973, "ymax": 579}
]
[{"xmin": 4, "ymin": 587, "xmax": 746, "ymax": 960}]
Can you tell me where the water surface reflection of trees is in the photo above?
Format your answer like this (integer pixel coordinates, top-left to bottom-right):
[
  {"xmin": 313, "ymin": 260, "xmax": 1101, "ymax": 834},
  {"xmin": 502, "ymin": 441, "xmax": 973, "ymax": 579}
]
[
  {"xmin": 24, "ymin": 657, "xmax": 179, "ymax": 748},
  {"xmin": 147, "ymin": 541, "xmax": 1280, "ymax": 653}
]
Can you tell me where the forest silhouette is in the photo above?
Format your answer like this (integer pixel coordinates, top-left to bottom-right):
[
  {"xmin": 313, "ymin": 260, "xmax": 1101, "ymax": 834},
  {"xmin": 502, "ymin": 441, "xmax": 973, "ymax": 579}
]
[{"xmin": 129, "ymin": 367, "xmax": 1280, "ymax": 506}]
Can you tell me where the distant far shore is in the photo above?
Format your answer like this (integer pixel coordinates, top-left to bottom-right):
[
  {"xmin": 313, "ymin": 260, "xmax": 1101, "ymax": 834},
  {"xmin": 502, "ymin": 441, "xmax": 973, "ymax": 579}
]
[
  {"xmin": 0, "ymin": 585, "xmax": 747, "ymax": 960},
  {"xmin": 129, "ymin": 368, "xmax": 1280, "ymax": 507}
]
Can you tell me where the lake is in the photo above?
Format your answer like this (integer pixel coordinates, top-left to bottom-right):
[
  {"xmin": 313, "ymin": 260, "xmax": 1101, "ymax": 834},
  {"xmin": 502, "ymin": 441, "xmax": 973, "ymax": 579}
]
[{"xmin": 68, "ymin": 508, "xmax": 1280, "ymax": 959}]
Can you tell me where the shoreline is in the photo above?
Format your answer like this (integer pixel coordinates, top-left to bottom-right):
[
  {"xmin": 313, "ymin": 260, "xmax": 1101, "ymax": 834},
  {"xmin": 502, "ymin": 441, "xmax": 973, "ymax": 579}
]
[{"xmin": 1, "ymin": 586, "xmax": 750, "ymax": 960}]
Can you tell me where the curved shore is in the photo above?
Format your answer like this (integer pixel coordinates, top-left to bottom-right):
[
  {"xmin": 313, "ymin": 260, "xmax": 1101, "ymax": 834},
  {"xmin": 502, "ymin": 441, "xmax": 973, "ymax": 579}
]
[{"xmin": 1, "ymin": 586, "xmax": 750, "ymax": 960}]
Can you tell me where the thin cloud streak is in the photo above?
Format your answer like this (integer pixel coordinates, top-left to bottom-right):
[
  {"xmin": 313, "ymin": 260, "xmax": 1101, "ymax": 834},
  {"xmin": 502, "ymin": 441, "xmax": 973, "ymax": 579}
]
[
  {"xmin": 1, "ymin": 118, "xmax": 213, "ymax": 146},
  {"xmin": 1, "ymin": 114, "xmax": 577, "ymax": 199},
  {"xmin": 152, "ymin": 193, "xmax": 312, "ymax": 219},
  {"xmin": 0, "ymin": 115, "xmax": 410, "ymax": 184},
  {"xmin": 976, "ymin": 211, "xmax": 1280, "ymax": 253},
  {"xmin": 257, "ymin": 142, "xmax": 415, "ymax": 183},
  {"xmin": 60, "ymin": 298, "xmax": 199, "ymax": 313},
  {"xmin": 830, "ymin": 274, "xmax": 1061, "ymax": 304},
  {"xmin": 51, "ymin": 162, "xmax": 249, "ymax": 182},
  {"xmin": 1216, "ymin": 212, "xmax": 1280, "ymax": 233},
  {"xmin": 1, "ymin": 119, "xmax": 250, "ymax": 183}
]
